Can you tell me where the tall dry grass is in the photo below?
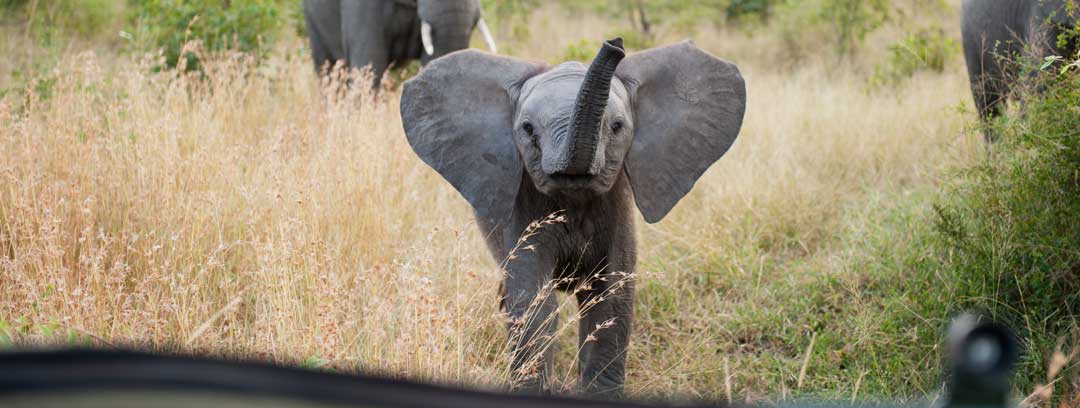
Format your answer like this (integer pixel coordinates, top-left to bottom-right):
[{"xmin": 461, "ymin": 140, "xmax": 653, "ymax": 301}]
[{"xmin": 1, "ymin": 2, "xmax": 988, "ymax": 401}]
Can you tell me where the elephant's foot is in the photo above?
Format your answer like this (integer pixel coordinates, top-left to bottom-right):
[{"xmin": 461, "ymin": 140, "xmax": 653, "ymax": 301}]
[
  {"xmin": 579, "ymin": 373, "xmax": 625, "ymax": 399},
  {"xmin": 509, "ymin": 376, "xmax": 549, "ymax": 396}
]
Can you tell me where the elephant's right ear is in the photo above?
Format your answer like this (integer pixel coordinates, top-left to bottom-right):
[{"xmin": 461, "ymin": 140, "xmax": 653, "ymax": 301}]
[{"xmin": 401, "ymin": 50, "xmax": 546, "ymax": 226}]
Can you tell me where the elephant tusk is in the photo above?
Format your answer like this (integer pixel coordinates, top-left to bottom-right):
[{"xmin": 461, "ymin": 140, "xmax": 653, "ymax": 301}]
[
  {"xmin": 477, "ymin": 17, "xmax": 497, "ymax": 54},
  {"xmin": 421, "ymin": 21, "xmax": 434, "ymax": 56}
]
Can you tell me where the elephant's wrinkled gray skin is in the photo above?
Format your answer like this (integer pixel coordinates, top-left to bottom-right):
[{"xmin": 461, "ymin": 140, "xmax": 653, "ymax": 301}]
[
  {"xmin": 400, "ymin": 39, "xmax": 746, "ymax": 396},
  {"xmin": 962, "ymin": 0, "xmax": 1078, "ymax": 142},
  {"xmin": 303, "ymin": 0, "xmax": 495, "ymax": 89}
]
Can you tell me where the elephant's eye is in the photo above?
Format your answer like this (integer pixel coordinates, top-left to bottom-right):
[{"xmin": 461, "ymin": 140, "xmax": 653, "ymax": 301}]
[
  {"xmin": 522, "ymin": 122, "xmax": 535, "ymax": 137},
  {"xmin": 610, "ymin": 120, "xmax": 624, "ymax": 135}
]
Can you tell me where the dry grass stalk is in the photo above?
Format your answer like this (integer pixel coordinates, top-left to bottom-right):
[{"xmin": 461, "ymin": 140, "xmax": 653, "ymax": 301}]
[{"xmin": 796, "ymin": 331, "xmax": 817, "ymax": 390}]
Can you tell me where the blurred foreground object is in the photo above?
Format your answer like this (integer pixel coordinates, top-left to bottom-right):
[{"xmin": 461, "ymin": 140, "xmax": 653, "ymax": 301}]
[
  {"xmin": 941, "ymin": 315, "xmax": 1018, "ymax": 408},
  {"xmin": 0, "ymin": 315, "xmax": 1016, "ymax": 407}
]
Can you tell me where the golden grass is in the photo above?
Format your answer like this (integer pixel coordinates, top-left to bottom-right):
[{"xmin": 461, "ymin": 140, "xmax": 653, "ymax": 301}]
[{"xmin": 0, "ymin": 2, "xmax": 995, "ymax": 401}]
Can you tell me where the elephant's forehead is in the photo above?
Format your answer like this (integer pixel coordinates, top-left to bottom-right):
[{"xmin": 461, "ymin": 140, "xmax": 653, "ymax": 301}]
[
  {"xmin": 518, "ymin": 61, "xmax": 629, "ymax": 115},
  {"xmin": 521, "ymin": 63, "xmax": 588, "ymax": 101},
  {"xmin": 418, "ymin": 0, "xmax": 480, "ymax": 18}
]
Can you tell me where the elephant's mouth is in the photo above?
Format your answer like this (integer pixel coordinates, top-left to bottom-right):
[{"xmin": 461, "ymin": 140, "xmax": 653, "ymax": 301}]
[
  {"xmin": 548, "ymin": 173, "xmax": 592, "ymax": 184},
  {"xmin": 538, "ymin": 173, "xmax": 605, "ymax": 197}
]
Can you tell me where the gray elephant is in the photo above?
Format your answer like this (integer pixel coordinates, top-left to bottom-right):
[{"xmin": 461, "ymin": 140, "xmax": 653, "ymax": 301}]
[
  {"xmin": 962, "ymin": 0, "xmax": 1079, "ymax": 141},
  {"xmin": 303, "ymin": 0, "xmax": 497, "ymax": 88},
  {"xmin": 400, "ymin": 38, "xmax": 746, "ymax": 396}
]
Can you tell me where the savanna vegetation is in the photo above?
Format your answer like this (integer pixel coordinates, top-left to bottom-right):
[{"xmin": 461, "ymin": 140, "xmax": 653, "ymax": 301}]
[{"xmin": 1, "ymin": 0, "xmax": 1077, "ymax": 405}]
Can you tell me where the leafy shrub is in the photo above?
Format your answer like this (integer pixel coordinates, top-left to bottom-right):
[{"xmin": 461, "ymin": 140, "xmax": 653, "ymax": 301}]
[
  {"xmin": 944, "ymin": 70, "xmax": 1080, "ymax": 315},
  {"xmin": 560, "ymin": 38, "xmax": 596, "ymax": 63},
  {"xmin": 842, "ymin": 59, "xmax": 1080, "ymax": 396},
  {"xmin": 129, "ymin": 0, "xmax": 282, "ymax": 70},
  {"xmin": 819, "ymin": 0, "xmax": 889, "ymax": 57},
  {"xmin": 560, "ymin": 31, "xmax": 651, "ymax": 63},
  {"xmin": 870, "ymin": 26, "xmax": 957, "ymax": 87},
  {"xmin": 611, "ymin": 28, "xmax": 653, "ymax": 50},
  {"xmin": 725, "ymin": 0, "xmax": 780, "ymax": 21},
  {"xmin": 1, "ymin": 0, "xmax": 125, "ymax": 42},
  {"xmin": 0, "ymin": 0, "xmax": 28, "ymax": 12},
  {"xmin": 776, "ymin": 0, "xmax": 890, "ymax": 60},
  {"xmin": 481, "ymin": 0, "xmax": 538, "ymax": 44},
  {"xmin": 553, "ymin": 0, "xmax": 729, "ymax": 36},
  {"xmin": 906, "ymin": 67, "xmax": 1080, "ymax": 390}
]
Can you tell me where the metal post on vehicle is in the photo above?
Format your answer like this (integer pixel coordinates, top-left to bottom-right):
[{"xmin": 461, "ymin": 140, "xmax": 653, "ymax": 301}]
[{"xmin": 939, "ymin": 314, "xmax": 1019, "ymax": 408}]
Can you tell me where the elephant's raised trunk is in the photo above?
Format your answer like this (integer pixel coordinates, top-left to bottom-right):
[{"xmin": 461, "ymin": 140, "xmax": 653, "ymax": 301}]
[{"xmin": 562, "ymin": 38, "xmax": 625, "ymax": 176}]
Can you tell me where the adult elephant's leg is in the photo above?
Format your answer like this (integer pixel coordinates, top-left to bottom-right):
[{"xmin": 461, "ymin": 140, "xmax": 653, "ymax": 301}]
[
  {"xmin": 963, "ymin": 34, "xmax": 1006, "ymax": 143},
  {"xmin": 972, "ymin": 75, "xmax": 1005, "ymax": 143},
  {"xmin": 575, "ymin": 265, "xmax": 635, "ymax": 397},
  {"xmin": 303, "ymin": 0, "xmax": 342, "ymax": 74},
  {"xmin": 502, "ymin": 254, "xmax": 558, "ymax": 395},
  {"xmin": 340, "ymin": 0, "xmax": 390, "ymax": 89}
]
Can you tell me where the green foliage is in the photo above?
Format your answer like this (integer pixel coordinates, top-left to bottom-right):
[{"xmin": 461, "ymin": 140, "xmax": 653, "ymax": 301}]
[
  {"xmin": 301, "ymin": 356, "xmax": 330, "ymax": 371},
  {"xmin": 612, "ymin": 28, "xmax": 654, "ymax": 50},
  {"xmin": 481, "ymin": 0, "xmax": 538, "ymax": 44},
  {"xmin": 559, "ymin": 31, "xmax": 653, "ymax": 64},
  {"xmin": 1, "ymin": 0, "xmax": 125, "ymax": 42},
  {"xmin": 553, "ymin": 0, "xmax": 780, "ymax": 35},
  {"xmin": 819, "ymin": 66, "xmax": 1080, "ymax": 396},
  {"xmin": 0, "ymin": 319, "xmax": 12, "ymax": 348},
  {"xmin": 560, "ymin": 38, "xmax": 597, "ymax": 63},
  {"xmin": 0, "ymin": 0, "xmax": 29, "ymax": 12},
  {"xmin": 1052, "ymin": 0, "xmax": 1080, "ymax": 51},
  {"xmin": 281, "ymin": 0, "xmax": 306, "ymax": 39},
  {"xmin": 870, "ymin": 26, "xmax": 958, "ymax": 87},
  {"xmin": 481, "ymin": 0, "xmax": 538, "ymax": 21},
  {"xmin": 930, "ymin": 71, "xmax": 1080, "ymax": 387},
  {"xmin": 776, "ymin": 0, "xmax": 890, "ymax": 59},
  {"xmin": 941, "ymin": 71, "xmax": 1080, "ymax": 319},
  {"xmin": 818, "ymin": 0, "xmax": 889, "ymax": 57},
  {"xmin": 629, "ymin": 0, "xmax": 725, "ymax": 32},
  {"xmin": 129, "ymin": 0, "xmax": 282, "ymax": 70},
  {"xmin": 867, "ymin": 69, "xmax": 1080, "ymax": 392},
  {"xmin": 725, "ymin": 0, "xmax": 780, "ymax": 21}
]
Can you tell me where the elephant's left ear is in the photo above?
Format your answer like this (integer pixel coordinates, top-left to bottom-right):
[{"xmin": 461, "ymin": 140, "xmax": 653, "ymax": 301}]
[
  {"xmin": 616, "ymin": 41, "xmax": 747, "ymax": 224},
  {"xmin": 401, "ymin": 51, "xmax": 546, "ymax": 228}
]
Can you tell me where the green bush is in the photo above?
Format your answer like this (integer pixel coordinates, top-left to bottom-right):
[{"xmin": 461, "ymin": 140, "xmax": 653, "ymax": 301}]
[
  {"xmin": 0, "ymin": 0, "xmax": 28, "ymax": 12},
  {"xmin": 866, "ymin": 67, "xmax": 1080, "ymax": 392},
  {"xmin": 560, "ymin": 38, "xmax": 596, "ymax": 63},
  {"xmin": 820, "ymin": 0, "xmax": 889, "ymax": 57},
  {"xmin": 776, "ymin": 0, "xmax": 890, "ymax": 60},
  {"xmin": 1, "ymin": 0, "xmax": 125, "ymax": 42},
  {"xmin": 560, "ymin": 30, "xmax": 652, "ymax": 64},
  {"xmin": 726, "ymin": 0, "xmax": 780, "ymax": 21},
  {"xmin": 932, "ymin": 69, "xmax": 1080, "ymax": 389},
  {"xmin": 481, "ymin": 0, "xmax": 537, "ymax": 44},
  {"xmin": 129, "ymin": 0, "xmax": 282, "ymax": 70},
  {"xmin": 552, "ymin": 1, "xmax": 734, "ymax": 36},
  {"xmin": 870, "ymin": 26, "xmax": 957, "ymax": 87}
]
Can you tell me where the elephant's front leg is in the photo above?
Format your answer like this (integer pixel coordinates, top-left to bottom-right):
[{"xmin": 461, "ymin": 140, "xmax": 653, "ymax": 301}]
[
  {"xmin": 340, "ymin": 1, "xmax": 390, "ymax": 89},
  {"xmin": 575, "ymin": 265, "xmax": 635, "ymax": 397},
  {"xmin": 502, "ymin": 255, "xmax": 558, "ymax": 394}
]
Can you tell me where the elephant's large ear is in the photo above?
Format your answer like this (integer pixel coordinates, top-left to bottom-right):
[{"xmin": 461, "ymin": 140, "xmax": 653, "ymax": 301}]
[
  {"xmin": 616, "ymin": 41, "xmax": 747, "ymax": 224},
  {"xmin": 401, "ymin": 50, "xmax": 546, "ymax": 226}
]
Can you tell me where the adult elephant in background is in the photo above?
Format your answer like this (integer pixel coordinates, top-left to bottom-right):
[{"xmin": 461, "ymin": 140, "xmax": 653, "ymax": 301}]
[
  {"xmin": 962, "ymin": 0, "xmax": 1078, "ymax": 142},
  {"xmin": 303, "ymin": 0, "xmax": 497, "ymax": 88}
]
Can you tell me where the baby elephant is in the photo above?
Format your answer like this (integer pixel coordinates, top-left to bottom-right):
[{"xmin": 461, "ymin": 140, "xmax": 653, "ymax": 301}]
[{"xmin": 400, "ymin": 38, "xmax": 746, "ymax": 396}]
